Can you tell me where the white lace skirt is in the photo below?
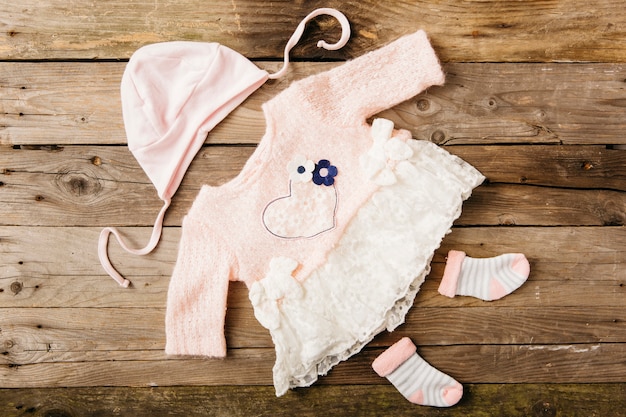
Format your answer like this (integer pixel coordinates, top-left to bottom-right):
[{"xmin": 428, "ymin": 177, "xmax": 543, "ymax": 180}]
[{"xmin": 250, "ymin": 133, "xmax": 485, "ymax": 396}]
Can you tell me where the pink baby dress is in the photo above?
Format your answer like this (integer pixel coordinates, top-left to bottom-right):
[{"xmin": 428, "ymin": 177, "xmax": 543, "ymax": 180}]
[{"xmin": 164, "ymin": 30, "xmax": 485, "ymax": 396}]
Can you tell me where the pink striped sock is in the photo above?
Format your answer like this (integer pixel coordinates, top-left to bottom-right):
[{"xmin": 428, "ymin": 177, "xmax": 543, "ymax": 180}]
[
  {"xmin": 438, "ymin": 250, "xmax": 530, "ymax": 301},
  {"xmin": 372, "ymin": 337, "xmax": 463, "ymax": 407}
]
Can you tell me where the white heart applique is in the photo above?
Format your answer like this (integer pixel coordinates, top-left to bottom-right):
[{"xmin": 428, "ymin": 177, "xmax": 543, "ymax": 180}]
[{"xmin": 263, "ymin": 157, "xmax": 338, "ymax": 239}]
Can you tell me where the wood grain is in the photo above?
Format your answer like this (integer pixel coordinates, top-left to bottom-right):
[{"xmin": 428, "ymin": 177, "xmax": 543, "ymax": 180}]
[
  {"xmin": 1, "ymin": 0, "xmax": 625, "ymax": 412},
  {"xmin": 2, "ymin": 62, "xmax": 626, "ymax": 146},
  {"xmin": 1, "ymin": 145, "xmax": 624, "ymax": 227},
  {"xmin": 1, "ymin": 1, "xmax": 626, "ymax": 62},
  {"xmin": 1, "ymin": 261, "xmax": 624, "ymax": 309},
  {"xmin": 1, "ymin": 306, "xmax": 623, "ymax": 364},
  {"xmin": 1, "ymin": 225, "xmax": 622, "ymax": 278},
  {"xmin": 1, "ymin": 384, "xmax": 624, "ymax": 417},
  {"xmin": 0, "ymin": 343, "xmax": 624, "ymax": 388}
]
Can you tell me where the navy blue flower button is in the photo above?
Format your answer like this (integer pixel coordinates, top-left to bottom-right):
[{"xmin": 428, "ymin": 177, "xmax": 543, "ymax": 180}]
[{"xmin": 312, "ymin": 159, "xmax": 338, "ymax": 186}]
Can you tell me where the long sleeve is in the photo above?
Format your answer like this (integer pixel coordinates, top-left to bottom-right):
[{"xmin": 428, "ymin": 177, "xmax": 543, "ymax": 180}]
[
  {"xmin": 272, "ymin": 30, "xmax": 445, "ymax": 127},
  {"xmin": 165, "ymin": 215, "xmax": 234, "ymax": 357}
]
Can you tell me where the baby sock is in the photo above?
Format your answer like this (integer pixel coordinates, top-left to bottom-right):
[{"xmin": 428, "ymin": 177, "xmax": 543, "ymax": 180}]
[
  {"xmin": 438, "ymin": 250, "xmax": 530, "ymax": 301},
  {"xmin": 372, "ymin": 337, "xmax": 463, "ymax": 407}
]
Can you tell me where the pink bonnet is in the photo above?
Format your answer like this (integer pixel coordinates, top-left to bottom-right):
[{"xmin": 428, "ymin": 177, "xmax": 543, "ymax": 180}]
[
  {"xmin": 99, "ymin": 8, "xmax": 351, "ymax": 287},
  {"xmin": 123, "ymin": 41, "xmax": 269, "ymax": 202}
]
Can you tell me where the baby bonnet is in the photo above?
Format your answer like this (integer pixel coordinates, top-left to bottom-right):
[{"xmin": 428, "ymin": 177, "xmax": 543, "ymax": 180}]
[{"xmin": 99, "ymin": 8, "xmax": 350, "ymax": 287}]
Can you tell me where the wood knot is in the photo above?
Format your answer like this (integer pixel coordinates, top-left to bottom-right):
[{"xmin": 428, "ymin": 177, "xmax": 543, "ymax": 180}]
[
  {"xmin": 416, "ymin": 98, "xmax": 430, "ymax": 112},
  {"xmin": 430, "ymin": 130, "xmax": 447, "ymax": 144},
  {"xmin": 581, "ymin": 161, "xmax": 594, "ymax": 170},
  {"xmin": 69, "ymin": 177, "xmax": 88, "ymax": 194},
  {"xmin": 10, "ymin": 281, "xmax": 22, "ymax": 295},
  {"xmin": 91, "ymin": 156, "xmax": 102, "ymax": 166},
  {"xmin": 55, "ymin": 170, "xmax": 103, "ymax": 198},
  {"xmin": 486, "ymin": 97, "xmax": 498, "ymax": 109}
]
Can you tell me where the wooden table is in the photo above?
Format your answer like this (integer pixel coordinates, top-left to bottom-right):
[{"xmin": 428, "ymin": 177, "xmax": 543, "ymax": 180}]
[{"xmin": 1, "ymin": 1, "xmax": 624, "ymax": 416}]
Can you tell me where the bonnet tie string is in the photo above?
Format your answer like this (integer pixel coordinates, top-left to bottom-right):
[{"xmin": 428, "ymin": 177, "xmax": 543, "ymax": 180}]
[
  {"xmin": 268, "ymin": 8, "xmax": 351, "ymax": 80},
  {"xmin": 98, "ymin": 199, "xmax": 170, "ymax": 287}
]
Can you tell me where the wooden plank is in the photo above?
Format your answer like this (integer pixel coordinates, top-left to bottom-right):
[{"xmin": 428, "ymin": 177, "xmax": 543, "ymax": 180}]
[
  {"xmin": 458, "ymin": 144, "xmax": 626, "ymax": 191},
  {"xmin": 2, "ymin": 145, "xmax": 625, "ymax": 227},
  {"xmin": 462, "ymin": 185, "xmax": 626, "ymax": 226},
  {"xmin": 1, "ymin": 259, "xmax": 623, "ymax": 309},
  {"xmin": 3, "ymin": 174, "xmax": 624, "ymax": 227},
  {"xmin": 2, "ymin": 62, "xmax": 626, "ymax": 146},
  {"xmin": 0, "ymin": 343, "xmax": 624, "ymax": 388},
  {"xmin": 1, "ymin": 1, "xmax": 626, "ymax": 62},
  {"xmin": 385, "ymin": 64, "xmax": 626, "ymax": 146},
  {"xmin": 1, "ymin": 306, "xmax": 623, "ymax": 365},
  {"xmin": 1, "ymin": 225, "xmax": 622, "ymax": 291},
  {"xmin": 3, "ymin": 144, "xmax": 625, "ymax": 195},
  {"xmin": 0, "ymin": 384, "xmax": 625, "ymax": 417},
  {"xmin": 1, "ymin": 0, "xmax": 624, "ymax": 413},
  {"xmin": 1, "ymin": 225, "xmax": 624, "ymax": 309}
]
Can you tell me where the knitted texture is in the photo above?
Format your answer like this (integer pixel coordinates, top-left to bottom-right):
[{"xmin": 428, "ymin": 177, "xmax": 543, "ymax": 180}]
[
  {"xmin": 249, "ymin": 129, "xmax": 483, "ymax": 395},
  {"xmin": 165, "ymin": 30, "xmax": 484, "ymax": 393},
  {"xmin": 439, "ymin": 250, "xmax": 531, "ymax": 301},
  {"xmin": 373, "ymin": 338, "xmax": 463, "ymax": 407}
]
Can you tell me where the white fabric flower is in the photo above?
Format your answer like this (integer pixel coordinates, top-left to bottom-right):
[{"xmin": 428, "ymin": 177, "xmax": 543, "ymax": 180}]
[
  {"xmin": 360, "ymin": 118, "xmax": 414, "ymax": 186},
  {"xmin": 287, "ymin": 155, "xmax": 315, "ymax": 183}
]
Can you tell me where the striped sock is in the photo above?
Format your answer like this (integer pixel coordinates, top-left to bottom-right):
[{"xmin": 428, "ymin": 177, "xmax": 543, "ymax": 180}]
[
  {"xmin": 438, "ymin": 250, "xmax": 530, "ymax": 301},
  {"xmin": 372, "ymin": 337, "xmax": 463, "ymax": 407}
]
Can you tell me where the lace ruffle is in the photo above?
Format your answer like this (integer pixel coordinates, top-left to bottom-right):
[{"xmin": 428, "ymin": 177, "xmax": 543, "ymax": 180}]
[{"xmin": 250, "ymin": 120, "xmax": 485, "ymax": 396}]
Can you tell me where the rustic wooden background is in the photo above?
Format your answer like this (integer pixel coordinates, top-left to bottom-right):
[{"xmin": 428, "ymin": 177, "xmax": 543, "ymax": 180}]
[{"xmin": 1, "ymin": 1, "xmax": 625, "ymax": 416}]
